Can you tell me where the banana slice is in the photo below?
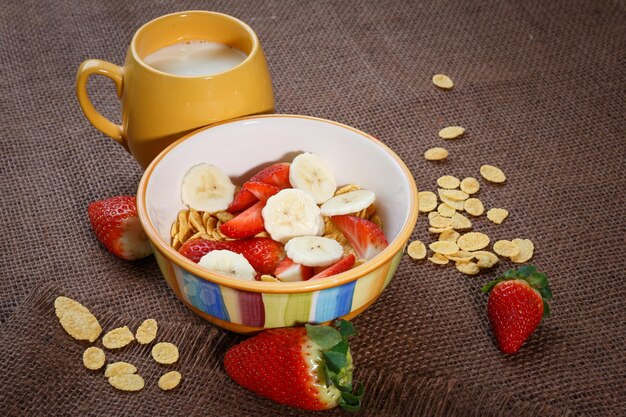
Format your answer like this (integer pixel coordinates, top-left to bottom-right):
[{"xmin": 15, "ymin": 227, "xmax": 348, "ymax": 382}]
[
  {"xmin": 181, "ymin": 164, "xmax": 236, "ymax": 213},
  {"xmin": 285, "ymin": 236, "xmax": 344, "ymax": 267},
  {"xmin": 198, "ymin": 250, "xmax": 256, "ymax": 280},
  {"xmin": 262, "ymin": 189, "xmax": 324, "ymax": 243},
  {"xmin": 320, "ymin": 190, "xmax": 375, "ymax": 216},
  {"xmin": 289, "ymin": 153, "xmax": 337, "ymax": 204}
]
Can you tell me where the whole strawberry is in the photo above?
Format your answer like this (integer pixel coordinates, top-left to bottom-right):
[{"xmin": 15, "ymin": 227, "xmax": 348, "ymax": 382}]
[
  {"xmin": 224, "ymin": 320, "xmax": 363, "ymax": 411},
  {"xmin": 482, "ymin": 265, "xmax": 552, "ymax": 354},
  {"xmin": 88, "ymin": 196, "xmax": 152, "ymax": 261}
]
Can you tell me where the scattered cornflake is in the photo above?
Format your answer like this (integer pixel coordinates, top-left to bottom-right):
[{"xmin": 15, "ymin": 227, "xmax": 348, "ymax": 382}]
[
  {"xmin": 136, "ymin": 319, "xmax": 158, "ymax": 345},
  {"xmin": 429, "ymin": 214, "xmax": 453, "ymax": 229},
  {"xmin": 464, "ymin": 198, "xmax": 485, "ymax": 216},
  {"xmin": 439, "ymin": 229, "xmax": 460, "ymax": 242},
  {"xmin": 108, "ymin": 373, "xmax": 145, "ymax": 392},
  {"xmin": 493, "ymin": 240, "xmax": 520, "ymax": 258},
  {"xmin": 440, "ymin": 194, "xmax": 465, "ymax": 210},
  {"xmin": 472, "ymin": 251, "xmax": 500, "ymax": 269},
  {"xmin": 429, "ymin": 241, "xmax": 459, "ymax": 255},
  {"xmin": 82, "ymin": 347, "xmax": 105, "ymax": 371},
  {"xmin": 152, "ymin": 342, "xmax": 179, "ymax": 365},
  {"xmin": 429, "ymin": 226, "xmax": 452, "ymax": 234},
  {"xmin": 105, "ymin": 361, "xmax": 137, "ymax": 378},
  {"xmin": 439, "ymin": 189, "xmax": 469, "ymax": 201},
  {"xmin": 407, "ymin": 241, "xmax": 427, "ymax": 260},
  {"xmin": 260, "ymin": 274, "xmax": 279, "ymax": 282},
  {"xmin": 480, "ymin": 165, "xmax": 506, "ymax": 183},
  {"xmin": 437, "ymin": 203, "xmax": 456, "ymax": 217},
  {"xmin": 428, "ymin": 253, "xmax": 449, "ymax": 265},
  {"xmin": 102, "ymin": 326, "xmax": 135, "ymax": 349},
  {"xmin": 486, "ymin": 208, "xmax": 509, "ymax": 224},
  {"xmin": 511, "ymin": 238, "xmax": 534, "ymax": 263},
  {"xmin": 418, "ymin": 191, "xmax": 438, "ymax": 212},
  {"xmin": 460, "ymin": 177, "xmax": 480, "ymax": 194},
  {"xmin": 424, "ymin": 147, "xmax": 449, "ymax": 161},
  {"xmin": 457, "ymin": 232, "xmax": 490, "ymax": 251},
  {"xmin": 455, "ymin": 261, "xmax": 480, "ymax": 275},
  {"xmin": 432, "ymin": 74, "xmax": 454, "ymax": 89},
  {"xmin": 437, "ymin": 175, "xmax": 460, "ymax": 189},
  {"xmin": 438, "ymin": 126, "xmax": 465, "ymax": 140},
  {"xmin": 54, "ymin": 296, "xmax": 102, "ymax": 343},
  {"xmin": 158, "ymin": 371, "xmax": 182, "ymax": 391},
  {"xmin": 445, "ymin": 251, "xmax": 474, "ymax": 262},
  {"xmin": 450, "ymin": 213, "xmax": 472, "ymax": 230}
]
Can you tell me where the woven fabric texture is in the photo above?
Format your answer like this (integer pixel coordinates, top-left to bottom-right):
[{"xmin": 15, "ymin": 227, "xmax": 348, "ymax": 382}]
[{"xmin": 0, "ymin": 0, "xmax": 624, "ymax": 415}]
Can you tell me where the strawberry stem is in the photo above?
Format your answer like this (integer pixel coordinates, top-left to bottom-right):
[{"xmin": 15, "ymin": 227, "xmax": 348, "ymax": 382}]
[{"xmin": 306, "ymin": 320, "xmax": 364, "ymax": 412}]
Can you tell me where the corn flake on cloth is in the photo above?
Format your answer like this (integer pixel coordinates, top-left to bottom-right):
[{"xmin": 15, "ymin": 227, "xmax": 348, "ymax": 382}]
[{"xmin": 0, "ymin": 0, "xmax": 624, "ymax": 415}]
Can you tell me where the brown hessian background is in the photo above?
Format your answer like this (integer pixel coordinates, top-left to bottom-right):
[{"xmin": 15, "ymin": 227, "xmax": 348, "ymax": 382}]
[{"xmin": 0, "ymin": 0, "xmax": 624, "ymax": 415}]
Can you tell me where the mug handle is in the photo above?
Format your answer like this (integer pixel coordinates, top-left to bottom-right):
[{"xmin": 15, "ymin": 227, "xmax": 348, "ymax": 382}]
[{"xmin": 76, "ymin": 59, "xmax": 126, "ymax": 149}]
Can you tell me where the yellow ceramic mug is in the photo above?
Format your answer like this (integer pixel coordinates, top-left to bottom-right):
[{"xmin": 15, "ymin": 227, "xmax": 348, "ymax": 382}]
[{"xmin": 76, "ymin": 11, "xmax": 274, "ymax": 168}]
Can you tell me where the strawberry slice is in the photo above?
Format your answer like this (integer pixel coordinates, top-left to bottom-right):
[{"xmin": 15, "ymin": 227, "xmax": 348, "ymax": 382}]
[
  {"xmin": 179, "ymin": 237, "xmax": 284, "ymax": 275},
  {"xmin": 88, "ymin": 196, "xmax": 152, "ymax": 261},
  {"xmin": 220, "ymin": 201, "xmax": 266, "ymax": 239},
  {"xmin": 228, "ymin": 163, "xmax": 291, "ymax": 213},
  {"xmin": 274, "ymin": 257, "xmax": 314, "ymax": 282},
  {"xmin": 243, "ymin": 182, "xmax": 281, "ymax": 202},
  {"xmin": 231, "ymin": 238, "xmax": 285, "ymax": 275},
  {"xmin": 178, "ymin": 239, "xmax": 230, "ymax": 263},
  {"xmin": 330, "ymin": 215, "xmax": 388, "ymax": 260},
  {"xmin": 311, "ymin": 254, "xmax": 356, "ymax": 279}
]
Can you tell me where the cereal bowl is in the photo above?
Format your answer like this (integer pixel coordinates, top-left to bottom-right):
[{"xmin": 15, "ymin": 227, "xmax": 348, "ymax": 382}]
[{"xmin": 137, "ymin": 115, "xmax": 418, "ymax": 333}]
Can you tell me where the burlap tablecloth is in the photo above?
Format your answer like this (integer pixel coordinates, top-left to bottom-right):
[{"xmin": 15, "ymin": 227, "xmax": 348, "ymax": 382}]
[{"xmin": 0, "ymin": 0, "xmax": 624, "ymax": 415}]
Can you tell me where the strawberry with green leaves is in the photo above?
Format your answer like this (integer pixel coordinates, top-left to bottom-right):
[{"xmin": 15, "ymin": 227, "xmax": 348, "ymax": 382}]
[
  {"xmin": 224, "ymin": 320, "xmax": 363, "ymax": 411},
  {"xmin": 482, "ymin": 265, "xmax": 553, "ymax": 354}
]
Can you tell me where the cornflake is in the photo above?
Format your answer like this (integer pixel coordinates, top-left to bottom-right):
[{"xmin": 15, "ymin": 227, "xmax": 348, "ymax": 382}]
[
  {"xmin": 82, "ymin": 347, "xmax": 105, "ymax": 371},
  {"xmin": 439, "ymin": 189, "xmax": 469, "ymax": 201},
  {"xmin": 432, "ymin": 74, "xmax": 454, "ymax": 89},
  {"xmin": 473, "ymin": 251, "xmax": 500, "ymax": 269},
  {"xmin": 418, "ymin": 191, "xmax": 438, "ymax": 213},
  {"xmin": 457, "ymin": 232, "xmax": 490, "ymax": 251},
  {"xmin": 429, "ymin": 226, "xmax": 451, "ymax": 234},
  {"xmin": 429, "ymin": 241, "xmax": 459, "ymax": 255},
  {"xmin": 152, "ymin": 342, "xmax": 179, "ymax": 365},
  {"xmin": 428, "ymin": 253, "xmax": 449, "ymax": 265},
  {"xmin": 460, "ymin": 177, "xmax": 480, "ymax": 194},
  {"xmin": 451, "ymin": 213, "xmax": 472, "ymax": 230},
  {"xmin": 437, "ymin": 203, "xmax": 456, "ymax": 217},
  {"xmin": 487, "ymin": 208, "xmax": 509, "ymax": 224},
  {"xmin": 455, "ymin": 261, "xmax": 480, "ymax": 275},
  {"xmin": 102, "ymin": 326, "xmax": 135, "ymax": 349},
  {"xmin": 136, "ymin": 319, "xmax": 158, "ymax": 345},
  {"xmin": 158, "ymin": 371, "xmax": 182, "ymax": 391},
  {"xmin": 424, "ymin": 147, "xmax": 449, "ymax": 161},
  {"xmin": 54, "ymin": 296, "xmax": 102, "ymax": 343},
  {"xmin": 493, "ymin": 240, "xmax": 520, "ymax": 258},
  {"xmin": 105, "ymin": 361, "xmax": 137, "ymax": 378},
  {"xmin": 445, "ymin": 251, "xmax": 474, "ymax": 262},
  {"xmin": 438, "ymin": 126, "xmax": 465, "ymax": 140},
  {"xmin": 439, "ymin": 229, "xmax": 460, "ymax": 242},
  {"xmin": 407, "ymin": 241, "xmax": 427, "ymax": 260},
  {"xmin": 511, "ymin": 238, "xmax": 534, "ymax": 263},
  {"xmin": 261, "ymin": 274, "xmax": 279, "ymax": 282},
  {"xmin": 464, "ymin": 198, "xmax": 485, "ymax": 216},
  {"xmin": 108, "ymin": 374, "xmax": 145, "ymax": 392},
  {"xmin": 429, "ymin": 214, "xmax": 452, "ymax": 229},
  {"xmin": 437, "ymin": 175, "xmax": 460, "ymax": 189},
  {"xmin": 480, "ymin": 165, "xmax": 506, "ymax": 183},
  {"xmin": 440, "ymin": 194, "xmax": 465, "ymax": 211}
]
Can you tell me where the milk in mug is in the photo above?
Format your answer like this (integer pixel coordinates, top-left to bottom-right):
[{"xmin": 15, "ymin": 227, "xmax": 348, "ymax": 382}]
[{"xmin": 143, "ymin": 40, "xmax": 248, "ymax": 76}]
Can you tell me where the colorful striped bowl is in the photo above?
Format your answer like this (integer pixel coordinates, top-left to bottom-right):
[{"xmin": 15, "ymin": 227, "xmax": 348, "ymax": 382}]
[{"xmin": 137, "ymin": 115, "xmax": 418, "ymax": 333}]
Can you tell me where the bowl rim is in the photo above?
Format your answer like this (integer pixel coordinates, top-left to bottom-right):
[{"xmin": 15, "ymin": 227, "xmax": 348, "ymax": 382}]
[{"xmin": 137, "ymin": 114, "xmax": 419, "ymax": 294}]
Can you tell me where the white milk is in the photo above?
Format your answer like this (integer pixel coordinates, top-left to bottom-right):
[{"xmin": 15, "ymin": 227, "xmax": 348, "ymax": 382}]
[{"xmin": 143, "ymin": 40, "xmax": 247, "ymax": 76}]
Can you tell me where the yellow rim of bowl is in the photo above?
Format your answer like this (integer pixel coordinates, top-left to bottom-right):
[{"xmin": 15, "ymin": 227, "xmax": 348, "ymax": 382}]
[{"xmin": 137, "ymin": 114, "xmax": 419, "ymax": 294}]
